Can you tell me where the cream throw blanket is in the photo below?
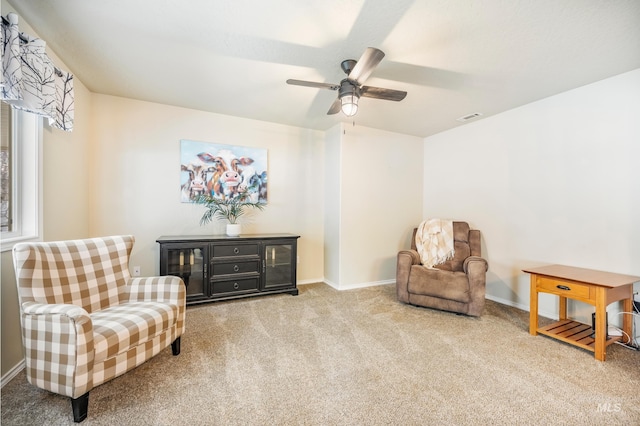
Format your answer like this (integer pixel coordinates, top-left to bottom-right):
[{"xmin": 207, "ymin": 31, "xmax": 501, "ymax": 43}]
[{"xmin": 416, "ymin": 219, "xmax": 455, "ymax": 268}]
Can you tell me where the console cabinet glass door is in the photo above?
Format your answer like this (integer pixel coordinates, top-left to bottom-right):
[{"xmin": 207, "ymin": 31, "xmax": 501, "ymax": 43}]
[
  {"xmin": 161, "ymin": 245, "xmax": 207, "ymax": 300},
  {"xmin": 263, "ymin": 242, "xmax": 295, "ymax": 290}
]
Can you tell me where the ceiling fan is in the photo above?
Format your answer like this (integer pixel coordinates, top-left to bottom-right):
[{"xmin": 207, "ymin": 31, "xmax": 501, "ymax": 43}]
[{"xmin": 286, "ymin": 47, "xmax": 407, "ymax": 117}]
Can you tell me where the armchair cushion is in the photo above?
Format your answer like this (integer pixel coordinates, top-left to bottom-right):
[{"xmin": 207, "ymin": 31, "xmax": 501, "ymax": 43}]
[
  {"xmin": 407, "ymin": 268, "xmax": 470, "ymax": 303},
  {"xmin": 92, "ymin": 301, "xmax": 179, "ymax": 363}
]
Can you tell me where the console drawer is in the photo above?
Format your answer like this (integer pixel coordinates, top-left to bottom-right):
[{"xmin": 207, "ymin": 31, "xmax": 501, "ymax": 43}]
[
  {"xmin": 211, "ymin": 277, "xmax": 260, "ymax": 295},
  {"xmin": 212, "ymin": 243, "xmax": 259, "ymax": 258},
  {"xmin": 536, "ymin": 276, "xmax": 592, "ymax": 300},
  {"xmin": 211, "ymin": 260, "xmax": 260, "ymax": 276}
]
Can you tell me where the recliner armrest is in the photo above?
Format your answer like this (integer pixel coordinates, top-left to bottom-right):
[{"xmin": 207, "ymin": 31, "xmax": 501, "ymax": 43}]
[
  {"xmin": 397, "ymin": 249, "xmax": 421, "ymax": 265},
  {"xmin": 396, "ymin": 250, "xmax": 421, "ymax": 304},
  {"xmin": 463, "ymin": 256, "xmax": 488, "ymax": 274}
]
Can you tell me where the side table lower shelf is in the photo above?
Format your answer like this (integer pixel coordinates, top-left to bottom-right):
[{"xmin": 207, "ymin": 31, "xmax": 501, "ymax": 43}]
[{"xmin": 537, "ymin": 320, "xmax": 621, "ymax": 354}]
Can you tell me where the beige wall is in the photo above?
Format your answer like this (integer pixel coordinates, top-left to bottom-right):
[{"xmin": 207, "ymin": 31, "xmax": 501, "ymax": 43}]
[
  {"xmin": 88, "ymin": 94, "xmax": 326, "ymax": 284},
  {"xmin": 323, "ymin": 124, "xmax": 342, "ymax": 285},
  {"xmin": 422, "ymin": 69, "xmax": 640, "ymax": 324},
  {"xmin": 42, "ymin": 75, "xmax": 92, "ymax": 241},
  {"xmin": 325, "ymin": 124, "xmax": 423, "ymax": 289}
]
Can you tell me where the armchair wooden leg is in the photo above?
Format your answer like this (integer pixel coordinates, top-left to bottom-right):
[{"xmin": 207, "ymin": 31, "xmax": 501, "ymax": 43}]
[
  {"xmin": 171, "ymin": 337, "xmax": 181, "ymax": 355},
  {"xmin": 71, "ymin": 392, "xmax": 89, "ymax": 423}
]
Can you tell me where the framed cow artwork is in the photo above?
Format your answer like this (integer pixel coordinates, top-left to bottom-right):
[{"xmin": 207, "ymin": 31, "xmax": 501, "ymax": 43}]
[{"xmin": 180, "ymin": 139, "xmax": 268, "ymax": 204}]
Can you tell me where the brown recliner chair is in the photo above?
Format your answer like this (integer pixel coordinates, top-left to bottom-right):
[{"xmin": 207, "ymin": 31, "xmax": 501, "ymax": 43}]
[{"xmin": 396, "ymin": 222, "xmax": 488, "ymax": 317}]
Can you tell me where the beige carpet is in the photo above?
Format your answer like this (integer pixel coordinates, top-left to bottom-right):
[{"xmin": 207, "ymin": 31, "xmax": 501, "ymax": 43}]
[{"xmin": 2, "ymin": 283, "xmax": 639, "ymax": 425}]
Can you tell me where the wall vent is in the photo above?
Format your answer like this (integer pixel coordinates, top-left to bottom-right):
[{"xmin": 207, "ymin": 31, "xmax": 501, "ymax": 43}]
[{"xmin": 456, "ymin": 112, "xmax": 483, "ymax": 122}]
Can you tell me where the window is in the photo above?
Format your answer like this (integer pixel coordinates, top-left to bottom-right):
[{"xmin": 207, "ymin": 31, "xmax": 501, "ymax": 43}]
[
  {"xmin": 1, "ymin": 103, "xmax": 12, "ymax": 232},
  {"xmin": 0, "ymin": 102, "xmax": 42, "ymax": 251}
]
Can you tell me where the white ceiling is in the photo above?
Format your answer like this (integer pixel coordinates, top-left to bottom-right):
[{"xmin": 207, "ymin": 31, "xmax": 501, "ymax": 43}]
[{"xmin": 7, "ymin": 0, "xmax": 640, "ymax": 138}]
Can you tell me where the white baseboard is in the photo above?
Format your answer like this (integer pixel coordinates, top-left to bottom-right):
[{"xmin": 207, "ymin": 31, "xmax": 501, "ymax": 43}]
[
  {"xmin": 299, "ymin": 279, "xmax": 560, "ymax": 320},
  {"xmin": 323, "ymin": 279, "xmax": 338, "ymax": 289},
  {"xmin": 485, "ymin": 294, "xmax": 558, "ymax": 320},
  {"xmin": 485, "ymin": 294, "xmax": 529, "ymax": 312},
  {"xmin": 321, "ymin": 279, "xmax": 395, "ymax": 291},
  {"xmin": 319, "ymin": 280, "xmax": 547, "ymax": 319},
  {"xmin": 298, "ymin": 278, "xmax": 387, "ymax": 288},
  {"xmin": 328, "ymin": 283, "xmax": 559, "ymax": 319},
  {"xmin": 297, "ymin": 278, "xmax": 325, "ymax": 285},
  {"xmin": 337, "ymin": 279, "xmax": 395, "ymax": 290},
  {"xmin": 1, "ymin": 360, "xmax": 24, "ymax": 389}
]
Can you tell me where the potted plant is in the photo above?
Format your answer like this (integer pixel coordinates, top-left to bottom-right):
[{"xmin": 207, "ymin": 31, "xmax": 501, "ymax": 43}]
[{"xmin": 193, "ymin": 190, "xmax": 265, "ymax": 236}]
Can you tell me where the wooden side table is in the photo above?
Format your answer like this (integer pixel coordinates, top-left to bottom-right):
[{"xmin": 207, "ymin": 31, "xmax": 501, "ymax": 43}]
[{"xmin": 524, "ymin": 264, "xmax": 639, "ymax": 361}]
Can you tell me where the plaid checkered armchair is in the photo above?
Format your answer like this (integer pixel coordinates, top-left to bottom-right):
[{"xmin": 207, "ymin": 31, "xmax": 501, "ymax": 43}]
[{"xmin": 12, "ymin": 235, "xmax": 186, "ymax": 422}]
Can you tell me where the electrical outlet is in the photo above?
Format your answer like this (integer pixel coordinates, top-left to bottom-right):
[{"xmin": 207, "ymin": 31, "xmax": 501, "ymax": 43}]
[{"xmin": 133, "ymin": 266, "xmax": 141, "ymax": 277}]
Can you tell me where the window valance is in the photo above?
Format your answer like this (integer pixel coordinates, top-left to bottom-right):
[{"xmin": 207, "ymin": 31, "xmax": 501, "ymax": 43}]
[{"xmin": 1, "ymin": 12, "xmax": 74, "ymax": 132}]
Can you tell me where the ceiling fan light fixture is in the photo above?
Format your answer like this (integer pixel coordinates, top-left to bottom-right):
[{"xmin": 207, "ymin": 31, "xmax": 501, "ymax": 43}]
[
  {"xmin": 287, "ymin": 48, "xmax": 406, "ymax": 117},
  {"xmin": 341, "ymin": 93, "xmax": 359, "ymax": 117}
]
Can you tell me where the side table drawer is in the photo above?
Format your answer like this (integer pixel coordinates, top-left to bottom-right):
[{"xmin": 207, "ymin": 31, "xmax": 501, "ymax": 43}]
[
  {"xmin": 211, "ymin": 277, "xmax": 260, "ymax": 295},
  {"xmin": 536, "ymin": 276, "xmax": 592, "ymax": 301},
  {"xmin": 211, "ymin": 260, "xmax": 260, "ymax": 276},
  {"xmin": 212, "ymin": 243, "xmax": 259, "ymax": 258}
]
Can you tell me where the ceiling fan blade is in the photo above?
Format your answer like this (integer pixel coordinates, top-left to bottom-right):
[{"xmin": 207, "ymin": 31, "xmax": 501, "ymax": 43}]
[
  {"xmin": 286, "ymin": 79, "xmax": 339, "ymax": 90},
  {"xmin": 327, "ymin": 98, "xmax": 341, "ymax": 115},
  {"xmin": 361, "ymin": 85, "xmax": 407, "ymax": 101},
  {"xmin": 348, "ymin": 47, "xmax": 385, "ymax": 85}
]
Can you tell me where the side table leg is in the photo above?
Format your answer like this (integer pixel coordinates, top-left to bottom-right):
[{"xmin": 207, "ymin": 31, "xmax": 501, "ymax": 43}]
[
  {"xmin": 622, "ymin": 287, "xmax": 633, "ymax": 339},
  {"xmin": 594, "ymin": 288, "xmax": 607, "ymax": 361},
  {"xmin": 559, "ymin": 296, "xmax": 568, "ymax": 321},
  {"xmin": 529, "ymin": 275, "xmax": 538, "ymax": 336}
]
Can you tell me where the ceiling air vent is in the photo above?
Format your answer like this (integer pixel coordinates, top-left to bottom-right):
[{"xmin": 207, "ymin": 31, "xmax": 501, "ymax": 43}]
[{"xmin": 456, "ymin": 112, "xmax": 483, "ymax": 122}]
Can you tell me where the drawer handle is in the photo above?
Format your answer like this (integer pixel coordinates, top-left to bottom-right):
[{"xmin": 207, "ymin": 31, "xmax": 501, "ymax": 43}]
[
  {"xmin": 233, "ymin": 247, "xmax": 240, "ymax": 254},
  {"xmin": 233, "ymin": 265, "xmax": 240, "ymax": 272},
  {"xmin": 556, "ymin": 285, "xmax": 571, "ymax": 291},
  {"xmin": 233, "ymin": 282, "xmax": 239, "ymax": 290}
]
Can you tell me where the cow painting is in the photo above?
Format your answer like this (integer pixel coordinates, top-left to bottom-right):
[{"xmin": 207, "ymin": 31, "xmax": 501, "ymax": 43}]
[
  {"xmin": 180, "ymin": 140, "xmax": 267, "ymax": 204},
  {"xmin": 180, "ymin": 161, "xmax": 215, "ymax": 202}
]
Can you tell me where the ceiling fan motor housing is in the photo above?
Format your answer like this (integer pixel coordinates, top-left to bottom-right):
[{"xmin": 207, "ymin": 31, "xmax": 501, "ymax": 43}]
[{"xmin": 339, "ymin": 79, "xmax": 361, "ymax": 98}]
